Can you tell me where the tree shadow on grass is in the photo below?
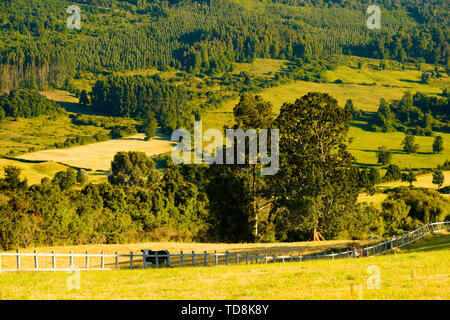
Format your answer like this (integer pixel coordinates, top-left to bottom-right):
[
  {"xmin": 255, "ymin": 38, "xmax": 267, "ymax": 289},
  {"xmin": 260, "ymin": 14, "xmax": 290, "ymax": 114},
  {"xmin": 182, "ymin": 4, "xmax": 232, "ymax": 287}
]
[
  {"xmin": 405, "ymin": 233, "xmax": 450, "ymax": 253},
  {"xmin": 350, "ymin": 121, "xmax": 373, "ymax": 131},
  {"xmin": 56, "ymin": 101, "xmax": 105, "ymax": 117},
  {"xmin": 399, "ymin": 79, "xmax": 423, "ymax": 85}
]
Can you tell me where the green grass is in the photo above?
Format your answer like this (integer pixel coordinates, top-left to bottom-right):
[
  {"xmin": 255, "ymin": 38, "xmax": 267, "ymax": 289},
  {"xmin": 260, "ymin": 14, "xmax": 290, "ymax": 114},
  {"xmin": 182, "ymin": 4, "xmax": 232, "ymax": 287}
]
[
  {"xmin": 203, "ymin": 57, "xmax": 450, "ymax": 170},
  {"xmin": 0, "ymin": 90, "xmax": 139, "ymax": 157},
  {"xmin": 0, "ymin": 158, "xmax": 107, "ymax": 185},
  {"xmin": 348, "ymin": 121, "xmax": 450, "ymax": 169},
  {"xmin": 231, "ymin": 58, "xmax": 291, "ymax": 78},
  {"xmin": 0, "ymin": 233, "xmax": 448, "ymax": 299}
]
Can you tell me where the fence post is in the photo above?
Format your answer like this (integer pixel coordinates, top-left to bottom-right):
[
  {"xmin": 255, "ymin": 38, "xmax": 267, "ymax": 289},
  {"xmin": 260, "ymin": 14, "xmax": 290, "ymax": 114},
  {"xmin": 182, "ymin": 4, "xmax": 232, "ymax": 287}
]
[
  {"xmin": 255, "ymin": 254, "xmax": 258, "ymax": 264},
  {"xmin": 282, "ymin": 253, "xmax": 285, "ymax": 263},
  {"xmin": 101, "ymin": 251, "xmax": 104, "ymax": 269},
  {"xmin": 192, "ymin": 251, "xmax": 195, "ymax": 267},
  {"xmin": 130, "ymin": 251, "xmax": 133, "ymax": 269},
  {"xmin": 180, "ymin": 251, "xmax": 184, "ymax": 267},
  {"xmin": 142, "ymin": 250, "xmax": 147, "ymax": 269},
  {"xmin": 235, "ymin": 253, "xmax": 239, "ymax": 265},
  {"xmin": 86, "ymin": 251, "xmax": 89, "ymax": 269},
  {"xmin": 265, "ymin": 254, "xmax": 268, "ymax": 264},
  {"xmin": 155, "ymin": 251, "xmax": 159, "ymax": 268},
  {"xmin": 167, "ymin": 253, "xmax": 171, "ymax": 268},
  {"xmin": 225, "ymin": 251, "xmax": 229, "ymax": 266},
  {"xmin": 70, "ymin": 251, "xmax": 74, "ymax": 269},
  {"xmin": 204, "ymin": 251, "xmax": 207, "ymax": 267},
  {"xmin": 245, "ymin": 252, "xmax": 249, "ymax": 265},
  {"xmin": 34, "ymin": 250, "xmax": 38, "ymax": 270},
  {"xmin": 115, "ymin": 252, "xmax": 118, "ymax": 269},
  {"xmin": 214, "ymin": 251, "xmax": 218, "ymax": 266},
  {"xmin": 16, "ymin": 249, "xmax": 20, "ymax": 270},
  {"xmin": 51, "ymin": 251, "xmax": 56, "ymax": 270},
  {"xmin": 273, "ymin": 254, "xmax": 276, "ymax": 264}
]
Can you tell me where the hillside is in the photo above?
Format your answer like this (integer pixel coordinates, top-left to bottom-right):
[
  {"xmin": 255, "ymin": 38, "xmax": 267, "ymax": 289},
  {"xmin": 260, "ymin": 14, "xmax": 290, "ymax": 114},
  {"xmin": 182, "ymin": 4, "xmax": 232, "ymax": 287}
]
[{"xmin": 1, "ymin": 0, "xmax": 448, "ymax": 92}]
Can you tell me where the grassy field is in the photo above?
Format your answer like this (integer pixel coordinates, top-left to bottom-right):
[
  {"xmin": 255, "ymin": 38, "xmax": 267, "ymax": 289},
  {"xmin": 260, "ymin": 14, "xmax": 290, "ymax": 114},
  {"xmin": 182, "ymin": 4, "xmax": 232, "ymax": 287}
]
[
  {"xmin": 0, "ymin": 238, "xmax": 378, "ymax": 271},
  {"xmin": 0, "ymin": 158, "xmax": 108, "ymax": 185},
  {"xmin": 17, "ymin": 132, "xmax": 176, "ymax": 171},
  {"xmin": 203, "ymin": 58, "xmax": 448, "ymax": 130},
  {"xmin": 231, "ymin": 58, "xmax": 291, "ymax": 78},
  {"xmin": 0, "ymin": 90, "xmax": 139, "ymax": 157},
  {"xmin": 348, "ymin": 121, "xmax": 450, "ymax": 169},
  {"xmin": 203, "ymin": 58, "xmax": 450, "ymax": 171},
  {"xmin": 0, "ymin": 233, "xmax": 447, "ymax": 299},
  {"xmin": 357, "ymin": 170, "xmax": 450, "ymax": 209}
]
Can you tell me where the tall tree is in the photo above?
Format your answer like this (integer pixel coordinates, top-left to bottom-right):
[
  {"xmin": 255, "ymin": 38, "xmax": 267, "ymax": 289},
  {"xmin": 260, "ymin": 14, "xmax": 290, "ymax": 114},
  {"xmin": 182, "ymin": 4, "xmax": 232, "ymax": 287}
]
[
  {"xmin": 232, "ymin": 93, "xmax": 274, "ymax": 238},
  {"xmin": 108, "ymin": 151, "xmax": 159, "ymax": 189},
  {"xmin": 377, "ymin": 146, "xmax": 392, "ymax": 166},
  {"xmin": 270, "ymin": 92, "xmax": 358, "ymax": 240},
  {"xmin": 432, "ymin": 136, "xmax": 444, "ymax": 154},
  {"xmin": 79, "ymin": 90, "xmax": 90, "ymax": 106},
  {"xmin": 402, "ymin": 135, "xmax": 420, "ymax": 154},
  {"xmin": 432, "ymin": 169, "xmax": 444, "ymax": 188},
  {"xmin": 401, "ymin": 169, "xmax": 417, "ymax": 187}
]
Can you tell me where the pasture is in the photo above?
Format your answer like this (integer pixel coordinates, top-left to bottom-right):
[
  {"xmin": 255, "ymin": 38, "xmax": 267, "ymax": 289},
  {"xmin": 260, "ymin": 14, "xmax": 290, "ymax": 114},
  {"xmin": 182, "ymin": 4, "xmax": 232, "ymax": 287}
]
[
  {"xmin": 348, "ymin": 122, "xmax": 450, "ymax": 169},
  {"xmin": 0, "ymin": 238, "xmax": 378, "ymax": 271},
  {"xmin": 0, "ymin": 233, "xmax": 447, "ymax": 299},
  {"xmin": 17, "ymin": 133, "xmax": 176, "ymax": 171},
  {"xmin": 203, "ymin": 58, "xmax": 450, "ymax": 171},
  {"xmin": 357, "ymin": 170, "xmax": 450, "ymax": 208}
]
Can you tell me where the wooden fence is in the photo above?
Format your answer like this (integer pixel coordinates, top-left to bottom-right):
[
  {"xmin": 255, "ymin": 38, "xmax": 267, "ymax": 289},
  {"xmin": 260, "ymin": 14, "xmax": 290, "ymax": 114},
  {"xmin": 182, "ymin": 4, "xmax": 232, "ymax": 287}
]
[{"xmin": 0, "ymin": 222, "xmax": 448, "ymax": 272}]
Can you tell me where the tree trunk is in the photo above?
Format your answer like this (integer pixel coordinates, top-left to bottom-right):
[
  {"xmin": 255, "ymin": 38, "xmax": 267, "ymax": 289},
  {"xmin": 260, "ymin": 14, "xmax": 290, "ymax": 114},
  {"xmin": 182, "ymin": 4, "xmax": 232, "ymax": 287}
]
[{"xmin": 308, "ymin": 227, "xmax": 325, "ymax": 241}]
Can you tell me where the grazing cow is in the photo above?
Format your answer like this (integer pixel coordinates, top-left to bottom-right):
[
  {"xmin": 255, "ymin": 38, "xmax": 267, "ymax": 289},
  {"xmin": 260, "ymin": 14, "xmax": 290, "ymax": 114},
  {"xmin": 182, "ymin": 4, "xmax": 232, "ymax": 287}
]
[
  {"xmin": 142, "ymin": 250, "xmax": 170, "ymax": 267},
  {"xmin": 348, "ymin": 246, "xmax": 366, "ymax": 258}
]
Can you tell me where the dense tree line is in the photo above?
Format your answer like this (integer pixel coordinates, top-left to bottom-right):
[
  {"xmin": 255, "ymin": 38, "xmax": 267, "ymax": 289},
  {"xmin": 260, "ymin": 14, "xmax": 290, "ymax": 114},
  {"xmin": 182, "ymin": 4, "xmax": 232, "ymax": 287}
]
[
  {"xmin": 0, "ymin": 89, "xmax": 63, "ymax": 118},
  {"xmin": 0, "ymin": 154, "xmax": 210, "ymax": 250},
  {"xmin": 90, "ymin": 75, "xmax": 194, "ymax": 133},
  {"xmin": 371, "ymin": 92, "xmax": 450, "ymax": 135},
  {"xmin": 1, "ymin": 0, "xmax": 448, "ymax": 91}
]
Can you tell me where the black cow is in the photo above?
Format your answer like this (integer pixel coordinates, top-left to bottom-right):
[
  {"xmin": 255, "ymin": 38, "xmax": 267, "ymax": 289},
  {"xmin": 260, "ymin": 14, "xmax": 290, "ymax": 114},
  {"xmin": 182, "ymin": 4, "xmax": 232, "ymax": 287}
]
[{"xmin": 142, "ymin": 250, "xmax": 170, "ymax": 267}]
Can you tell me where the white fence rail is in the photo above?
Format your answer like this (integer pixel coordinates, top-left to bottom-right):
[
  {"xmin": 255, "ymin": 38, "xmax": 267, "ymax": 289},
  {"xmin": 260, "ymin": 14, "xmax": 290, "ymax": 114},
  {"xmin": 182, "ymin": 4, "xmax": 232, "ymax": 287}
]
[{"xmin": 0, "ymin": 222, "xmax": 448, "ymax": 272}]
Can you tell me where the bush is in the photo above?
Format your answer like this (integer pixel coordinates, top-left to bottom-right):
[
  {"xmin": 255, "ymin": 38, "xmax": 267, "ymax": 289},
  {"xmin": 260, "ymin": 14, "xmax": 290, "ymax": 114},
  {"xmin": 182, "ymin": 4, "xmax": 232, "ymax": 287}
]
[
  {"xmin": 383, "ymin": 188, "xmax": 450, "ymax": 228},
  {"xmin": 384, "ymin": 164, "xmax": 402, "ymax": 181},
  {"xmin": 110, "ymin": 125, "xmax": 137, "ymax": 139},
  {"xmin": 76, "ymin": 169, "xmax": 89, "ymax": 185},
  {"xmin": 52, "ymin": 169, "xmax": 77, "ymax": 191}
]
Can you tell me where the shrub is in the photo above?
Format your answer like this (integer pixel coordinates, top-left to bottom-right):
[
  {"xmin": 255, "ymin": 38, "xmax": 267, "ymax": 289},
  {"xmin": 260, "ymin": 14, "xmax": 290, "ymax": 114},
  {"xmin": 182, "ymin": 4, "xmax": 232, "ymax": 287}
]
[
  {"xmin": 52, "ymin": 169, "xmax": 77, "ymax": 191},
  {"xmin": 76, "ymin": 169, "xmax": 89, "ymax": 185}
]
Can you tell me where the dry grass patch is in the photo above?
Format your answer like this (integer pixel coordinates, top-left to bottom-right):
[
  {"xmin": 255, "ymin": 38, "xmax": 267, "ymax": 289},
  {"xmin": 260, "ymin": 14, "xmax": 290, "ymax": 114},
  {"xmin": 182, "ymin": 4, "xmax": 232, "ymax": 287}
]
[{"xmin": 17, "ymin": 132, "xmax": 175, "ymax": 171}]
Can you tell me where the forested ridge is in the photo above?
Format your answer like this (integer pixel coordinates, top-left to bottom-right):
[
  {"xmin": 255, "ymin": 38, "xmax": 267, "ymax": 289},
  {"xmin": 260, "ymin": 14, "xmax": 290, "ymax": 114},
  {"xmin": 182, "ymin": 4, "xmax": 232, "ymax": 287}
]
[{"xmin": 0, "ymin": 0, "xmax": 448, "ymax": 91}]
